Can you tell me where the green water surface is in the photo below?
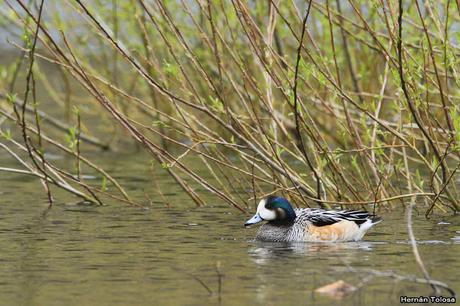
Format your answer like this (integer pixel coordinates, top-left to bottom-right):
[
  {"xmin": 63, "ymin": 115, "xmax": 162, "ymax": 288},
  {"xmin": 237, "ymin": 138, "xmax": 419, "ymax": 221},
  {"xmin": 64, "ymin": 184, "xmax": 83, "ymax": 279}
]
[{"xmin": 0, "ymin": 152, "xmax": 458, "ymax": 306}]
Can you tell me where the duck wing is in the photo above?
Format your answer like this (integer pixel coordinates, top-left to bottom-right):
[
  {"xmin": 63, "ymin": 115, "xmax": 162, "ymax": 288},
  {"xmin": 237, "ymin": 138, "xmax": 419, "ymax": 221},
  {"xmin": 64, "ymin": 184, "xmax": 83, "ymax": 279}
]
[{"xmin": 301, "ymin": 209, "xmax": 381, "ymax": 227}]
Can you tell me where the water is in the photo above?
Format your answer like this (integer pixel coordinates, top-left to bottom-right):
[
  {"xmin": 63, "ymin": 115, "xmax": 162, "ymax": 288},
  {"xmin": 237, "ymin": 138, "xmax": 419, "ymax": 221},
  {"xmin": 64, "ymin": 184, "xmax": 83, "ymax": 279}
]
[{"xmin": 0, "ymin": 152, "xmax": 459, "ymax": 306}]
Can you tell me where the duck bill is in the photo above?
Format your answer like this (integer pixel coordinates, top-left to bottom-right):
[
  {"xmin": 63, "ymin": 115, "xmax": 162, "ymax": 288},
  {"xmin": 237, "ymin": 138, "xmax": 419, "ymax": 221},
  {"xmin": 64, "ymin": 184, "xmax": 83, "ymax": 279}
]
[{"xmin": 244, "ymin": 213, "xmax": 263, "ymax": 227}]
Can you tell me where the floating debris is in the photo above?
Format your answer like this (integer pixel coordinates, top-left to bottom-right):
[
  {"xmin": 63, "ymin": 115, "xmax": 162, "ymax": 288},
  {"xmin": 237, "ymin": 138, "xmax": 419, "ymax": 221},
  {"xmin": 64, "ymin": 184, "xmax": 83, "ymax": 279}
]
[
  {"xmin": 437, "ymin": 221, "xmax": 451, "ymax": 225},
  {"xmin": 315, "ymin": 280, "xmax": 356, "ymax": 299}
]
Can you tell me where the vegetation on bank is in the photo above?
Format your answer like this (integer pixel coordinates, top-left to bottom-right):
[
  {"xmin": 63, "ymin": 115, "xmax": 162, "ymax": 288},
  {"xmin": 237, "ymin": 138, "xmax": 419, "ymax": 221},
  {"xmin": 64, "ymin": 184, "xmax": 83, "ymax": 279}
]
[{"xmin": 0, "ymin": 0, "xmax": 460, "ymax": 216}]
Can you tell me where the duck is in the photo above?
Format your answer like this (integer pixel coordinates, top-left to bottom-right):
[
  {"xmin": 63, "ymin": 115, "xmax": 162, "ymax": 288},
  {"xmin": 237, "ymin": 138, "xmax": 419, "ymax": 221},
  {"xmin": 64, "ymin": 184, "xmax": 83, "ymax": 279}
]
[{"xmin": 244, "ymin": 196, "xmax": 382, "ymax": 242}]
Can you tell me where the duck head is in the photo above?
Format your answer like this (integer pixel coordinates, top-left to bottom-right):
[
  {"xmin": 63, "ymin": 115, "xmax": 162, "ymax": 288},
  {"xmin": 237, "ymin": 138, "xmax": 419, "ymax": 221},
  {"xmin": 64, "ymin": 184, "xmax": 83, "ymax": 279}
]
[{"xmin": 244, "ymin": 196, "xmax": 296, "ymax": 227}]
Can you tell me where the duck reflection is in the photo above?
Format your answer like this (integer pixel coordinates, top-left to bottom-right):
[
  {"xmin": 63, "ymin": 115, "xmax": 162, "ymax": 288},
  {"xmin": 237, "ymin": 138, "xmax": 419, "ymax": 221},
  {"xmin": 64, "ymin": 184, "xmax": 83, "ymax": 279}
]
[
  {"xmin": 248, "ymin": 241, "xmax": 375, "ymax": 265},
  {"xmin": 247, "ymin": 241, "xmax": 376, "ymax": 305}
]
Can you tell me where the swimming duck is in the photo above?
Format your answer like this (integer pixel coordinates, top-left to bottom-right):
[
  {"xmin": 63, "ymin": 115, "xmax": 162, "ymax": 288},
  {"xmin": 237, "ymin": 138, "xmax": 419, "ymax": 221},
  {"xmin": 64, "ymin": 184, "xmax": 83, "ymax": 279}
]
[{"xmin": 245, "ymin": 196, "xmax": 382, "ymax": 242}]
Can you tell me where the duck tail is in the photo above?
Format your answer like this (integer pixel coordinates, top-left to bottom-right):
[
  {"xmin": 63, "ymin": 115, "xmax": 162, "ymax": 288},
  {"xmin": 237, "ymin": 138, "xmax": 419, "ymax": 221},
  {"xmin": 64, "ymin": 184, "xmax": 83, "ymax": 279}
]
[
  {"xmin": 370, "ymin": 215, "xmax": 383, "ymax": 224},
  {"xmin": 358, "ymin": 215, "xmax": 382, "ymax": 233}
]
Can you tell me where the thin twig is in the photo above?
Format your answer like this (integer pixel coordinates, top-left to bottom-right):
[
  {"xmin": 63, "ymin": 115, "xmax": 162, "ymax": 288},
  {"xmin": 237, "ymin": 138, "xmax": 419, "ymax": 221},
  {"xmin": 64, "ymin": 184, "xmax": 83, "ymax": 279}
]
[
  {"xmin": 407, "ymin": 197, "xmax": 441, "ymax": 295},
  {"xmin": 292, "ymin": 1, "xmax": 324, "ymax": 206}
]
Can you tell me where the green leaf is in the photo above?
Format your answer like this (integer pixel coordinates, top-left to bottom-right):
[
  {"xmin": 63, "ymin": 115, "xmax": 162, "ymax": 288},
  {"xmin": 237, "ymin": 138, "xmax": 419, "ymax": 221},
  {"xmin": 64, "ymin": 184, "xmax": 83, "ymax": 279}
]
[
  {"xmin": 101, "ymin": 176, "xmax": 108, "ymax": 192},
  {"xmin": 163, "ymin": 60, "xmax": 179, "ymax": 76},
  {"xmin": 66, "ymin": 127, "xmax": 77, "ymax": 149},
  {"xmin": 72, "ymin": 106, "xmax": 80, "ymax": 116},
  {"xmin": 0, "ymin": 129, "xmax": 12, "ymax": 140},
  {"xmin": 161, "ymin": 162, "xmax": 171, "ymax": 169},
  {"xmin": 209, "ymin": 96, "xmax": 224, "ymax": 112},
  {"xmin": 6, "ymin": 93, "xmax": 17, "ymax": 105}
]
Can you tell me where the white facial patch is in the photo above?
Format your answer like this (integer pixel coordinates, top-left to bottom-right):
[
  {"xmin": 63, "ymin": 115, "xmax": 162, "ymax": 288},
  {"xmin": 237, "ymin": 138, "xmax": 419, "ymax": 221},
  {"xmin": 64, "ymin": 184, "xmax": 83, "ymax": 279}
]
[{"xmin": 257, "ymin": 198, "xmax": 276, "ymax": 221}]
